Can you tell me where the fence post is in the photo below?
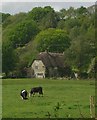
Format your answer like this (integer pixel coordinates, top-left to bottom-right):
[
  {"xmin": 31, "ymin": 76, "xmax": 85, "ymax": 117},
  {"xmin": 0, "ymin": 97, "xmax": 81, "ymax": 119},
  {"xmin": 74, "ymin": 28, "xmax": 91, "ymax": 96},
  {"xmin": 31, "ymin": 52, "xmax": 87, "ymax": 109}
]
[{"xmin": 90, "ymin": 96, "xmax": 95, "ymax": 118}]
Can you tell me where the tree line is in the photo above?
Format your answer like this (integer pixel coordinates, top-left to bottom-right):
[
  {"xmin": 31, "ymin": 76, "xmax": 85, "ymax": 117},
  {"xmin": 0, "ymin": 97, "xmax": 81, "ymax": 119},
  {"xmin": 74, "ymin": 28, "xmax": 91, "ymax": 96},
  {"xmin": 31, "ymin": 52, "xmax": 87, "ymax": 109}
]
[{"xmin": 1, "ymin": 5, "xmax": 96, "ymax": 78}]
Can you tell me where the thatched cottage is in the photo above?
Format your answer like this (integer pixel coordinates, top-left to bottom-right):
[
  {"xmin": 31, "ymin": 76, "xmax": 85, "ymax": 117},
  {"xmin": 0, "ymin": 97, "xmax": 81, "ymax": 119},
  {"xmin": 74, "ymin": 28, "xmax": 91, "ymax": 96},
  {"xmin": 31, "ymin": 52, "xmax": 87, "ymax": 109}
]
[{"xmin": 27, "ymin": 52, "xmax": 71, "ymax": 78}]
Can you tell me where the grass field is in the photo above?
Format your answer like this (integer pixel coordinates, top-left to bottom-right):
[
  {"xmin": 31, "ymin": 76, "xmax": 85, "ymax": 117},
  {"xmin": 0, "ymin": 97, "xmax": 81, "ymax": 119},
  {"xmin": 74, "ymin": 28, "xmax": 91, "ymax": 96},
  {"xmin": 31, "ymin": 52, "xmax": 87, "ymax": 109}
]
[{"xmin": 2, "ymin": 78, "xmax": 95, "ymax": 118}]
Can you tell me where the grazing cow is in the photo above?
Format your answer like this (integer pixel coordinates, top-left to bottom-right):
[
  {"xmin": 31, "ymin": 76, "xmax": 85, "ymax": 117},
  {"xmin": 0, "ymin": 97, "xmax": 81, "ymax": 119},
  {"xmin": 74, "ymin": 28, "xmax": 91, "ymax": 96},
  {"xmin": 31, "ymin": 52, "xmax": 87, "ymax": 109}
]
[
  {"xmin": 29, "ymin": 87, "xmax": 43, "ymax": 97},
  {"xmin": 20, "ymin": 89, "xmax": 28, "ymax": 100}
]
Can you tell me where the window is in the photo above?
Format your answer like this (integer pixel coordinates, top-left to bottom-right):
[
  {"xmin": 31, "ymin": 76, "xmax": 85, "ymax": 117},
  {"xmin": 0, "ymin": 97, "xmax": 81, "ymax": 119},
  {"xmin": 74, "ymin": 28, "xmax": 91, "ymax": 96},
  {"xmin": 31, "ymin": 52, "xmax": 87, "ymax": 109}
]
[
  {"xmin": 35, "ymin": 66, "xmax": 38, "ymax": 69},
  {"xmin": 37, "ymin": 73, "xmax": 43, "ymax": 76}
]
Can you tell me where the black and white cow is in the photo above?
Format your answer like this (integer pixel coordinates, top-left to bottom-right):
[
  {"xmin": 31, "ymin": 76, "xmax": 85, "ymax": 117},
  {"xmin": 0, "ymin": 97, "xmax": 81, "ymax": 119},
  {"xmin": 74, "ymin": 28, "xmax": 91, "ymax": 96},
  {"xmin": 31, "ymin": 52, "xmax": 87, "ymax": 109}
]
[
  {"xmin": 20, "ymin": 89, "xmax": 28, "ymax": 100},
  {"xmin": 29, "ymin": 87, "xmax": 43, "ymax": 97}
]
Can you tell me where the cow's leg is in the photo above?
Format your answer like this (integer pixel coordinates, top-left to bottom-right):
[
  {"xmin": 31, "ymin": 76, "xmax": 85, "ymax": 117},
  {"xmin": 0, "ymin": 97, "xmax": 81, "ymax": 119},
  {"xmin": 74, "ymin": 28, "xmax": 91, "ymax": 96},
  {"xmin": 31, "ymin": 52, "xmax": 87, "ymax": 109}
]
[
  {"xmin": 32, "ymin": 92, "xmax": 35, "ymax": 97},
  {"xmin": 29, "ymin": 92, "xmax": 31, "ymax": 97},
  {"xmin": 21, "ymin": 96, "xmax": 23, "ymax": 100},
  {"xmin": 39, "ymin": 92, "xmax": 43, "ymax": 97},
  {"xmin": 21, "ymin": 94, "xmax": 25, "ymax": 100},
  {"xmin": 38, "ymin": 92, "xmax": 40, "ymax": 97},
  {"xmin": 41, "ymin": 93, "xmax": 43, "ymax": 97}
]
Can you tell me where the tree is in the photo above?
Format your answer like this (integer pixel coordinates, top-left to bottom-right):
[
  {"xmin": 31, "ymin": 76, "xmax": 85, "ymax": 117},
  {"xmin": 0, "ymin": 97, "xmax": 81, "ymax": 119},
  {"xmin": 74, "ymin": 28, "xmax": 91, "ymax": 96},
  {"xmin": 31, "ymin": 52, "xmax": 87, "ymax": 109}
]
[
  {"xmin": 8, "ymin": 20, "xmax": 39, "ymax": 48},
  {"xmin": 2, "ymin": 12, "xmax": 27, "ymax": 28},
  {"xmin": 2, "ymin": 43, "xmax": 18, "ymax": 77},
  {"xmin": 64, "ymin": 30, "xmax": 95, "ymax": 74},
  {"xmin": 36, "ymin": 28, "xmax": 71, "ymax": 53},
  {"xmin": 1, "ymin": 13, "xmax": 11, "ymax": 22},
  {"xmin": 28, "ymin": 6, "xmax": 59, "ymax": 30},
  {"xmin": 59, "ymin": 8, "xmax": 67, "ymax": 20},
  {"xmin": 28, "ymin": 6, "xmax": 54, "ymax": 22},
  {"xmin": 66, "ymin": 7, "xmax": 76, "ymax": 18},
  {"xmin": 76, "ymin": 6, "xmax": 88, "ymax": 15},
  {"xmin": 39, "ymin": 10, "xmax": 59, "ymax": 29}
]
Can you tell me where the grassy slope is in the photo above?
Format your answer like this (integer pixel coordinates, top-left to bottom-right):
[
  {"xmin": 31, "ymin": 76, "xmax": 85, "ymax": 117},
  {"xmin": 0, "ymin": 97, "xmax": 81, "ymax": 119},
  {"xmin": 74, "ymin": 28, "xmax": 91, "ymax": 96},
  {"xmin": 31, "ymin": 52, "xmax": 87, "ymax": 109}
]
[{"xmin": 2, "ymin": 79, "xmax": 95, "ymax": 118}]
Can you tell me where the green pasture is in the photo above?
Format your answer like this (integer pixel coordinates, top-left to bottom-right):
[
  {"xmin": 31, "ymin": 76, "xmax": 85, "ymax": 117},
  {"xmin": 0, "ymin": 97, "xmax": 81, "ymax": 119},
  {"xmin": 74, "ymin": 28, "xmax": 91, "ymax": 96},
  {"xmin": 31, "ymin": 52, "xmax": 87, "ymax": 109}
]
[{"xmin": 2, "ymin": 78, "xmax": 95, "ymax": 118}]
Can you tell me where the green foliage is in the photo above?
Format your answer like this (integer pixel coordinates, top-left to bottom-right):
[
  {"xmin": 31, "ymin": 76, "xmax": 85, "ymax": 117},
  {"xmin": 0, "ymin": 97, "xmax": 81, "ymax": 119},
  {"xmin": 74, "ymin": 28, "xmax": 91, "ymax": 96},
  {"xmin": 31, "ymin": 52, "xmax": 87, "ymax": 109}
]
[
  {"xmin": 2, "ymin": 43, "xmax": 18, "ymax": 76},
  {"xmin": 39, "ymin": 11, "xmax": 59, "ymax": 29},
  {"xmin": 1, "ymin": 13, "xmax": 11, "ymax": 22},
  {"xmin": 66, "ymin": 7, "xmax": 76, "ymax": 18},
  {"xmin": 14, "ymin": 40, "xmax": 39, "ymax": 77},
  {"xmin": 57, "ymin": 20, "xmax": 66, "ymax": 29},
  {"xmin": 2, "ymin": 18, "xmax": 39, "ymax": 77},
  {"xmin": 8, "ymin": 20, "xmax": 39, "ymax": 48},
  {"xmin": 2, "ymin": 12, "xmax": 27, "ymax": 28},
  {"xmin": 95, "ymin": 57, "xmax": 97, "ymax": 78},
  {"xmin": 36, "ymin": 28, "xmax": 71, "ymax": 52},
  {"xmin": 28, "ymin": 6, "xmax": 59, "ymax": 30},
  {"xmin": 76, "ymin": 6, "xmax": 88, "ymax": 15},
  {"xmin": 28, "ymin": 6, "xmax": 54, "ymax": 22},
  {"xmin": 28, "ymin": 7, "xmax": 46, "ymax": 22},
  {"xmin": 64, "ymin": 32, "xmax": 95, "ymax": 73},
  {"xmin": 59, "ymin": 8, "xmax": 67, "ymax": 19}
]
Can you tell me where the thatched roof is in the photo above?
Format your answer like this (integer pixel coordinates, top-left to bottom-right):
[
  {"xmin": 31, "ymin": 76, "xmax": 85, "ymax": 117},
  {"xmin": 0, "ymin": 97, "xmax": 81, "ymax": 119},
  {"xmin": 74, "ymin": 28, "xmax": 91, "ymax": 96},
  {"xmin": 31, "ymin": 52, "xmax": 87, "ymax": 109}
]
[{"xmin": 37, "ymin": 52, "xmax": 65, "ymax": 68}]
